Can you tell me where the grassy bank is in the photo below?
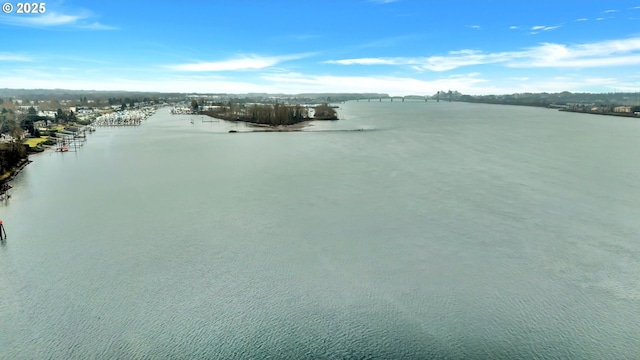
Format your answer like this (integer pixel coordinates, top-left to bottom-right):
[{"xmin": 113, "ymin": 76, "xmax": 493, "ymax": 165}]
[{"xmin": 23, "ymin": 137, "xmax": 49, "ymax": 148}]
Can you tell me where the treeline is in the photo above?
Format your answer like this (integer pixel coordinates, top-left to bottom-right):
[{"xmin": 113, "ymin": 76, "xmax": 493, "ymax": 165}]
[
  {"xmin": 107, "ymin": 97, "xmax": 158, "ymax": 107},
  {"xmin": 202, "ymin": 103, "xmax": 337, "ymax": 126},
  {"xmin": 456, "ymin": 91, "xmax": 640, "ymax": 107}
]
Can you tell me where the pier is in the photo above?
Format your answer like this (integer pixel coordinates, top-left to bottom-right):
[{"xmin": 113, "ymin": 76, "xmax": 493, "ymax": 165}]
[{"xmin": 358, "ymin": 96, "xmax": 430, "ymax": 102}]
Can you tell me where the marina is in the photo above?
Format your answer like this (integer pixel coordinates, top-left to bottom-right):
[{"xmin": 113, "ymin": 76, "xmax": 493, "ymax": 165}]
[{"xmin": 93, "ymin": 107, "xmax": 156, "ymax": 126}]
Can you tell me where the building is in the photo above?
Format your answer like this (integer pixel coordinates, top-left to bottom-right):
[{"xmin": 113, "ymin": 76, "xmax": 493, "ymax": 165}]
[{"xmin": 614, "ymin": 106, "xmax": 632, "ymax": 113}]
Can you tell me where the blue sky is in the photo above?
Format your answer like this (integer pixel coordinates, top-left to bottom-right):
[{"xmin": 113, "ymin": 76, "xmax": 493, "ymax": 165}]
[{"xmin": 2, "ymin": 0, "xmax": 640, "ymax": 95}]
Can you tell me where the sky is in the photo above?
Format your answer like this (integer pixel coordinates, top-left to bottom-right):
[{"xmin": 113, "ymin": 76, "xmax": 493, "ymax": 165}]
[{"xmin": 1, "ymin": 0, "xmax": 640, "ymax": 95}]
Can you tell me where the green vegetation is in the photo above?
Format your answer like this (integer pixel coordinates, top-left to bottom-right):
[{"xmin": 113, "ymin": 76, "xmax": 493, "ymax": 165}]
[
  {"xmin": 449, "ymin": 91, "xmax": 640, "ymax": 108},
  {"xmin": 0, "ymin": 141, "xmax": 28, "ymax": 180},
  {"xmin": 313, "ymin": 103, "xmax": 338, "ymax": 120},
  {"xmin": 23, "ymin": 137, "xmax": 48, "ymax": 147}
]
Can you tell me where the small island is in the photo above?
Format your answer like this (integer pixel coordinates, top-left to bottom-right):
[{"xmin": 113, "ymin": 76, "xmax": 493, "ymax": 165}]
[{"xmin": 198, "ymin": 102, "xmax": 338, "ymax": 131}]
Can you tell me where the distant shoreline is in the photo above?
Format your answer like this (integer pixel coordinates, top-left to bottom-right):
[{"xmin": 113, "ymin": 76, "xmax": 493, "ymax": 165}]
[{"xmin": 558, "ymin": 108, "xmax": 639, "ymax": 118}]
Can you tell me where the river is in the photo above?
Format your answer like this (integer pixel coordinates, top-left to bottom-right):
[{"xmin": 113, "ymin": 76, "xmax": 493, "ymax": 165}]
[{"xmin": 1, "ymin": 101, "xmax": 639, "ymax": 359}]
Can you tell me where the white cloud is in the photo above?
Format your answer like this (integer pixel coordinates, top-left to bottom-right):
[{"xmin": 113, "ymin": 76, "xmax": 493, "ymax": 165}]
[
  {"xmin": 259, "ymin": 72, "xmax": 488, "ymax": 95},
  {"xmin": 0, "ymin": 11, "xmax": 115, "ymax": 29},
  {"xmin": 469, "ymin": 25, "xmax": 481, "ymax": 30},
  {"xmin": 530, "ymin": 25, "xmax": 561, "ymax": 31},
  {"xmin": 509, "ymin": 26, "xmax": 519, "ymax": 29},
  {"xmin": 327, "ymin": 50, "xmax": 513, "ymax": 71},
  {"xmin": 603, "ymin": 9, "xmax": 618, "ymax": 13},
  {"xmin": 326, "ymin": 58, "xmax": 401, "ymax": 66},
  {"xmin": 327, "ymin": 36, "xmax": 640, "ymax": 72},
  {"xmin": 79, "ymin": 22, "xmax": 118, "ymax": 30},
  {"xmin": 575, "ymin": 18, "xmax": 588, "ymax": 21},
  {"xmin": 168, "ymin": 54, "xmax": 311, "ymax": 72},
  {"xmin": 3, "ymin": 67, "xmax": 639, "ymax": 96},
  {"xmin": 0, "ymin": 53, "xmax": 32, "ymax": 62}
]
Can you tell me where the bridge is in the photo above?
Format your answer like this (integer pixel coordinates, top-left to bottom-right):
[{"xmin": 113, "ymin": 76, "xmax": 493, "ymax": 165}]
[
  {"xmin": 357, "ymin": 96, "xmax": 428, "ymax": 102},
  {"xmin": 356, "ymin": 93, "xmax": 452, "ymax": 102}
]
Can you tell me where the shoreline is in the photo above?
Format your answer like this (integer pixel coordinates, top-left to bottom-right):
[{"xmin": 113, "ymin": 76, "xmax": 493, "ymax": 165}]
[
  {"xmin": 245, "ymin": 120, "xmax": 313, "ymax": 132},
  {"xmin": 0, "ymin": 158, "xmax": 32, "ymax": 190},
  {"xmin": 558, "ymin": 108, "xmax": 639, "ymax": 118}
]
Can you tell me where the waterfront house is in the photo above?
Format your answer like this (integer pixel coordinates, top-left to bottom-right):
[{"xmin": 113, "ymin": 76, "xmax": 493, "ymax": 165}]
[{"xmin": 613, "ymin": 106, "xmax": 632, "ymax": 113}]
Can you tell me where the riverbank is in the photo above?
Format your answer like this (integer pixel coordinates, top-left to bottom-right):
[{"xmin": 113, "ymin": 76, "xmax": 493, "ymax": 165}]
[
  {"xmin": 245, "ymin": 120, "xmax": 313, "ymax": 132},
  {"xmin": 559, "ymin": 108, "xmax": 639, "ymax": 118},
  {"xmin": 0, "ymin": 157, "xmax": 32, "ymax": 193}
]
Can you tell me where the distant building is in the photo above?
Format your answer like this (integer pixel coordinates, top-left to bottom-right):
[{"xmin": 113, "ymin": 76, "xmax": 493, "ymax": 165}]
[
  {"xmin": 38, "ymin": 110, "xmax": 57, "ymax": 118},
  {"xmin": 614, "ymin": 106, "xmax": 632, "ymax": 113}
]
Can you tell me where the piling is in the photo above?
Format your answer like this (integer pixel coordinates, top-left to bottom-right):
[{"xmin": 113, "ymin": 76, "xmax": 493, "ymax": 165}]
[{"xmin": 0, "ymin": 219, "xmax": 6, "ymax": 240}]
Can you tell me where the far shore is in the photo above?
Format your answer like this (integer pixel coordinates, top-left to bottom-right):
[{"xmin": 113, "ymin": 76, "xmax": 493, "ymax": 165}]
[{"xmin": 558, "ymin": 108, "xmax": 639, "ymax": 118}]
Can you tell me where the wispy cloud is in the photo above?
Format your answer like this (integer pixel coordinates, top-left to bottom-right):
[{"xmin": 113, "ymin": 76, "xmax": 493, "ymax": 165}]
[
  {"xmin": 168, "ymin": 54, "xmax": 312, "ymax": 72},
  {"xmin": 327, "ymin": 50, "xmax": 514, "ymax": 71},
  {"xmin": 509, "ymin": 26, "xmax": 520, "ymax": 29},
  {"xmin": 326, "ymin": 37, "xmax": 640, "ymax": 71},
  {"xmin": 530, "ymin": 25, "xmax": 561, "ymax": 31},
  {"xmin": 79, "ymin": 22, "xmax": 118, "ymax": 30},
  {"xmin": 259, "ymin": 72, "xmax": 488, "ymax": 95},
  {"xmin": 0, "ymin": 53, "xmax": 32, "ymax": 62},
  {"xmin": 468, "ymin": 25, "xmax": 482, "ymax": 30},
  {"xmin": 0, "ymin": 10, "xmax": 115, "ymax": 30},
  {"xmin": 575, "ymin": 18, "xmax": 588, "ymax": 21},
  {"xmin": 355, "ymin": 34, "xmax": 426, "ymax": 49},
  {"xmin": 510, "ymin": 38, "xmax": 640, "ymax": 68},
  {"xmin": 603, "ymin": 9, "xmax": 618, "ymax": 13}
]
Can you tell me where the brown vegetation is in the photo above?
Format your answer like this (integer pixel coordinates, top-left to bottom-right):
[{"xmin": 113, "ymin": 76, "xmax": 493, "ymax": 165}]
[{"xmin": 201, "ymin": 102, "xmax": 337, "ymax": 126}]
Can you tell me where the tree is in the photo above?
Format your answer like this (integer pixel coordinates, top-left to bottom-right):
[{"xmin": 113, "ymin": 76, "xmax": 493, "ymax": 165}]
[
  {"xmin": 314, "ymin": 103, "xmax": 337, "ymax": 120},
  {"xmin": 191, "ymin": 100, "xmax": 199, "ymax": 111},
  {"xmin": 9, "ymin": 123, "xmax": 23, "ymax": 140},
  {"xmin": 56, "ymin": 108, "xmax": 67, "ymax": 123}
]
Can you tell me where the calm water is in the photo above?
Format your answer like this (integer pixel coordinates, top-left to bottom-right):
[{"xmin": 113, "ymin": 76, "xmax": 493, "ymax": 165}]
[{"xmin": 1, "ymin": 102, "xmax": 639, "ymax": 359}]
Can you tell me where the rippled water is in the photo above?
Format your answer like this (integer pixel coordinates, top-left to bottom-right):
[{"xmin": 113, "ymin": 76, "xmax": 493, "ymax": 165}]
[{"xmin": 1, "ymin": 102, "xmax": 639, "ymax": 359}]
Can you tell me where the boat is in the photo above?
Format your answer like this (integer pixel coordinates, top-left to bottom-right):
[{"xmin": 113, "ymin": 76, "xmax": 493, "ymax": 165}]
[{"xmin": 56, "ymin": 145, "xmax": 69, "ymax": 152}]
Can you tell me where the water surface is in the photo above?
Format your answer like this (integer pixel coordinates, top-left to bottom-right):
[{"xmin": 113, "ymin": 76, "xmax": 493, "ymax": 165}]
[{"xmin": 1, "ymin": 102, "xmax": 639, "ymax": 358}]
